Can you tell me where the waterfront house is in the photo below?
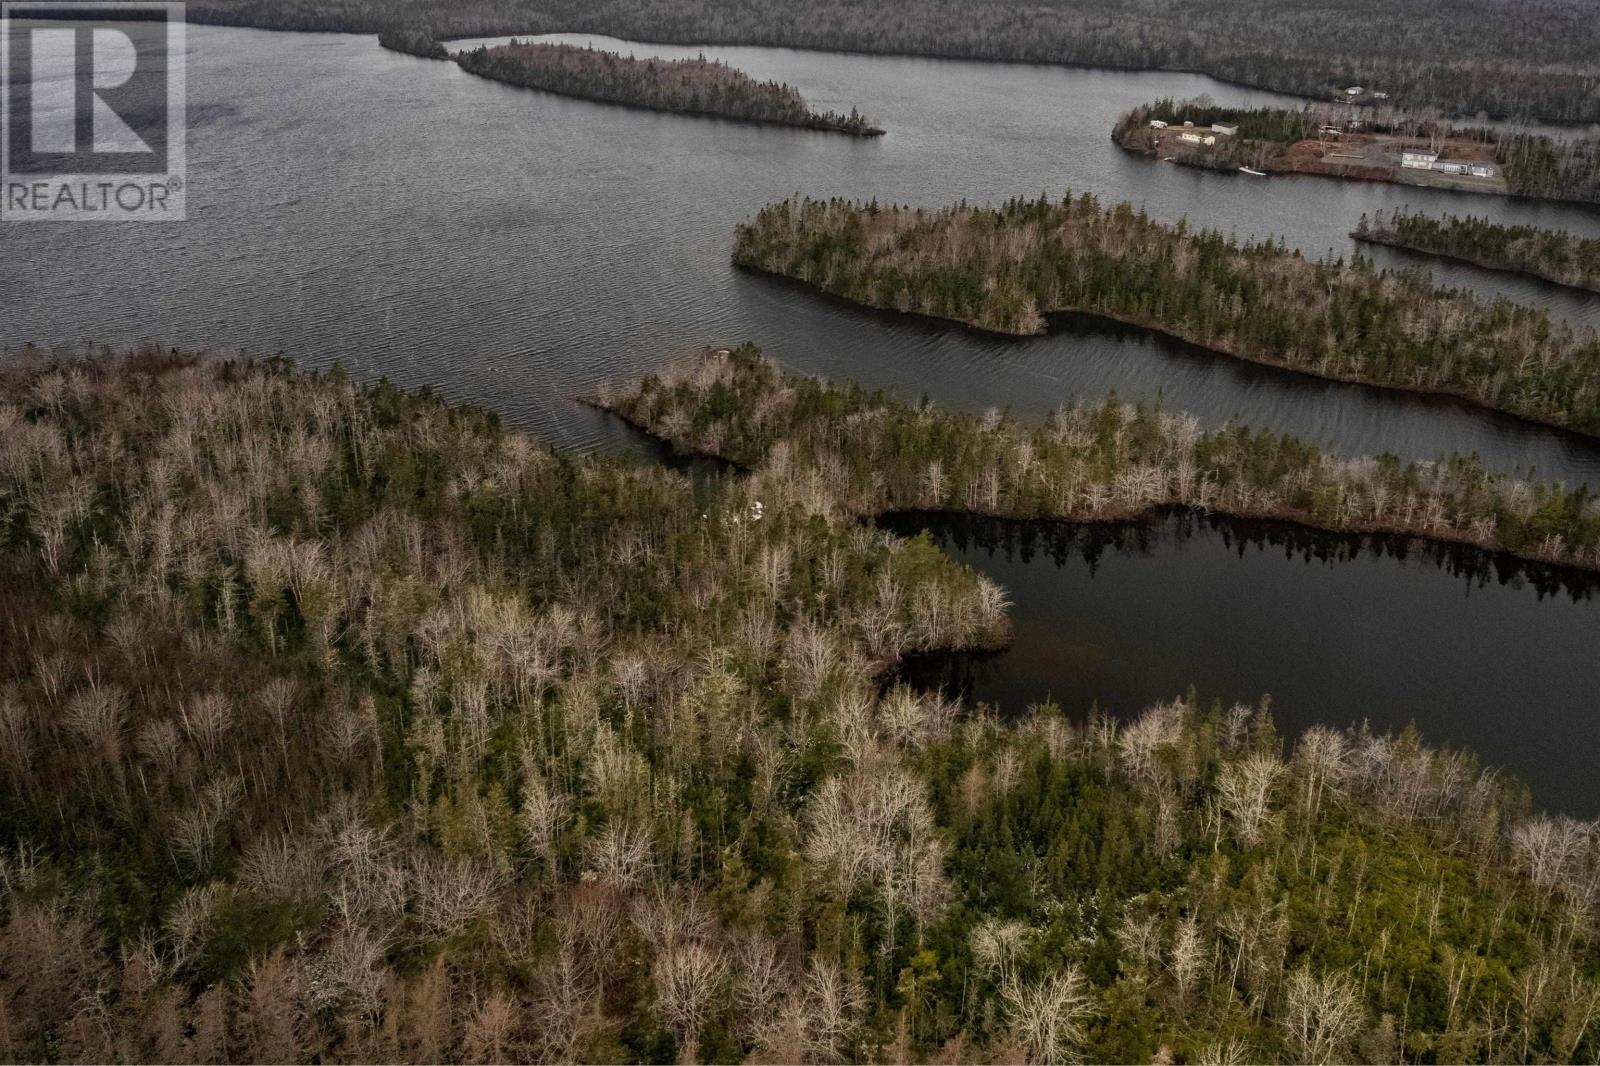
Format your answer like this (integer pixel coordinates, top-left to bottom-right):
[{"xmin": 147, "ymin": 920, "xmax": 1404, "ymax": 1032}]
[
  {"xmin": 1149, "ymin": 119, "xmax": 1168, "ymax": 128},
  {"xmin": 1431, "ymin": 160, "xmax": 1496, "ymax": 178},
  {"xmin": 1401, "ymin": 150, "xmax": 1438, "ymax": 169},
  {"xmin": 1179, "ymin": 130, "xmax": 1217, "ymax": 146}
]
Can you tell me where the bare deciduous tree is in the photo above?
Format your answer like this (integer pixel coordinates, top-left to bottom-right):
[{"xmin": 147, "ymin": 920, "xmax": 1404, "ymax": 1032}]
[
  {"xmin": 799, "ymin": 957, "xmax": 865, "ymax": 1064},
  {"xmin": 463, "ymin": 989, "xmax": 519, "ymax": 1064},
  {"xmin": 970, "ymin": 917, "xmax": 1032, "ymax": 987},
  {"xmin": 585, "ymin": 819, "xmax": 654, "ymax": 892},
  {"xmin": 413, "ymin": 854, "xmax": 503, "ymax": 942},
  {"xmin": 1002, "ymin": 968, "xmax": 1095, "ymax": 1064},
  {"xmin": 1216, "ymin": 752, "xmax": 1283, "ymax": 845},
  {"xmin": 1282, "ymin": 966, "xmax": 1364, "ymax": 1064},
  {"xmin": 653, "ymin": 940, "xmax": 726, "ymax": 1062},
  {"xmin": 1168, "ymin": 916, "xmax": 1209, "ymax": 1005}
]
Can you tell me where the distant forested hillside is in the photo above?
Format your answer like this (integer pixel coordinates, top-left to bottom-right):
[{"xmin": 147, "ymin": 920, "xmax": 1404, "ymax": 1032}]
[{"xmin": 187, "ymin": 0, "xmax": 1600, "ymax": 123}]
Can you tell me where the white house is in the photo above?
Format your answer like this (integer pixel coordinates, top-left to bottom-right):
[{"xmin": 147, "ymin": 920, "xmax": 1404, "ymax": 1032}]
[
  {"xmin": 1212, "ymin": 122, "xmax": 1239, "ymax": 136},
  {"xmin": 1372, "ymin": 91, "xmax": 1390, "ymax": 100},
  {"xmin": 1179, "ymin": 131, "xmax": 1217, "ymax": 146},
  {"xmin": 1422, "ymin": 158, "xmax": 1497, "ymax": 179},
  {"xmin": 1149, "ymin": 119, "xmax": 1168, "ymax": 129},
  {"xmin": 1344, "ymin": 86, "xmax": 1365, "ymax": 96},
  {"xmin": 1401, "ymin": 150, "xmax": 1438, "ymax": 169}
]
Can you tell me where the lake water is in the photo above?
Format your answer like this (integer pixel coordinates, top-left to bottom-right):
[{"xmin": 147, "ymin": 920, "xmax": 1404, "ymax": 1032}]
[
  {"xmin": 887, "ymin": 512, "xmax": 1600, "ymax": 815},
  {"xmin": 5, "ymin": 24, "xmax": 1600, "ymax": 811},
  {"xmin": 7, "ymin": 26, "xmax": 1600, "ymax": 474}
]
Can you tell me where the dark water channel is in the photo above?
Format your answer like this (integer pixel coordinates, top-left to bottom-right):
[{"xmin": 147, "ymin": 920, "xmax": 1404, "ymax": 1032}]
[{"xmin": 885, "ymin": 511, "xmax": 1600, "ymax": 815}]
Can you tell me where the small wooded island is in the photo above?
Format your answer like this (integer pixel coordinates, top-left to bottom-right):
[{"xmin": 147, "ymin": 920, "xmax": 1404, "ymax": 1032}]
[
  {"xmin": 455, "ymin": 40, "xmax": 883, "ymax": 134},
  {"xmin": 732, "ymin": 193, "xmax": 1600, "ymax": 436},
  {"xmin": 1112, "ymin": 98, "xmax": 1600, "ymax": 205},
  {"xmin": 1354, "ymin": 208, "xmax": 1600, "ymax": 295}
]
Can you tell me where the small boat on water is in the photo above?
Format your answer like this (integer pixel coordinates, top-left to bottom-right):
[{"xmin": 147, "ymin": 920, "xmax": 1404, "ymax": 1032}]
[{"xmin": 1239, "ymin": 166, "xmax": 1268, "ymax": 176}]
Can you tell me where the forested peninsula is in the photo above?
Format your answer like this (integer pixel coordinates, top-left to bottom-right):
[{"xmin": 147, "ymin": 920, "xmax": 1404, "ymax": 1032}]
[
  {"xmin": 1112, "ymin": 99, "xmax": 1600, "ymax": 205},
  {"xmin": 732, "ymin": 194, "xmax": 1600, "ymax": 436},
  {"xmin": 187, "ymin": 0, "xmax": 1600, "ymax": 125},
  {"xmin": 1354, "ymin": 209, "xmax": 1600, "ymax": 295},
  {"xmin": 603, "ymin": 346, "xmax": 1600, "ymax": 574},
  {"xmin": 4, "ymin": 350, "xmax": 1600, "ymax": 1063},
  {"xmin": 377, "ymin": 26, "xmax": 449, "ymax": 59},
  {"xmin": 456, "ymin": 41, "xmax": 882, "ymax": 134}
]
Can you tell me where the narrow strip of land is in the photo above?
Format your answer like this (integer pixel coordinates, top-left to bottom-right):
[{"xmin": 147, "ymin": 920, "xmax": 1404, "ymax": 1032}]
[
  {"xmin": 1354, "ymin": 209, "xmax": 1600, "ymax": 295},
  {"xmin": 378, "ymin": 27, "xmax": 449, "ymax": 58},
  {"xmin": 731, "ymin": 194, "xmax": 1600, "ymax": 436},
  {"xmin": 599, "ymin": 346, "xmax": 1600, "ymax": 574}
]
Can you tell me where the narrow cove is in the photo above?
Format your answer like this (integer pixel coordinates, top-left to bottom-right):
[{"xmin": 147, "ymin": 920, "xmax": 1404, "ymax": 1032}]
[{"xmin": 885, "ymin": 509, "xmax": 1600, "ymax": 816}]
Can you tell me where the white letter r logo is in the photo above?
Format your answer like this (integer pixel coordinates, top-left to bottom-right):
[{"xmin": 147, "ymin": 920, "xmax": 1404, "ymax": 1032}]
[{"xmin": 91, "ymin": 27, "xmax": 149, "ymax": 153}]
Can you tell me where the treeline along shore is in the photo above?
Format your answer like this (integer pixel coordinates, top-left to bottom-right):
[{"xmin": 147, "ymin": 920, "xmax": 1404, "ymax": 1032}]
[
  {"xmin": 1112, "ymin": 99, "xmax": 1600, "ymax": 205},
  {"xmin": 454, "ymin": 40, "xmax": 883, "ymax": 134},
  {"xmin": 599, "ymin": 346, "xmax": 1600, "ymax": 575},
  {"xmin": 6, "ymin": 349, "xmax": 1600, "ymax": 1063},
  {"xmin": 186, "ymin": 0, "xmax": 1600, "ymax": 126},
  {"xmin": 1354, "ymin": 208, "xmax": 1600, "ymax": 295},
  {"xmin": 732, "ymin": 194, "xmax": 1600, "ymax": 437}
]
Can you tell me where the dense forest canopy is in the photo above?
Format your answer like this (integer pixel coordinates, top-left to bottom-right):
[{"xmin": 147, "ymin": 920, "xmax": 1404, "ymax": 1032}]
[
  {"xmin": 455, "ymin": 41, "xmax": 880, "ymax": 133},
  {"xmin": 1354, "ymin": 208, "xmax": 1600, "ymax": 294},
  {"xmin": 732, "ymin": 193, "xmax": 1600, "ymax": 435},
  {"xmin": 184, "ymin": 0, "xmax": 1600, "ymax": 124},
  {"xmin": 1490, "ymin": 132, "xmax": 1600, "ymax": 203},
  {"xmin": 3, "ymin": 350, "xmax": 1600, "ymax": 1063},
  {"xmin": 377, "ymin": 25, "xmax": 448, "ymax": 58}
]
